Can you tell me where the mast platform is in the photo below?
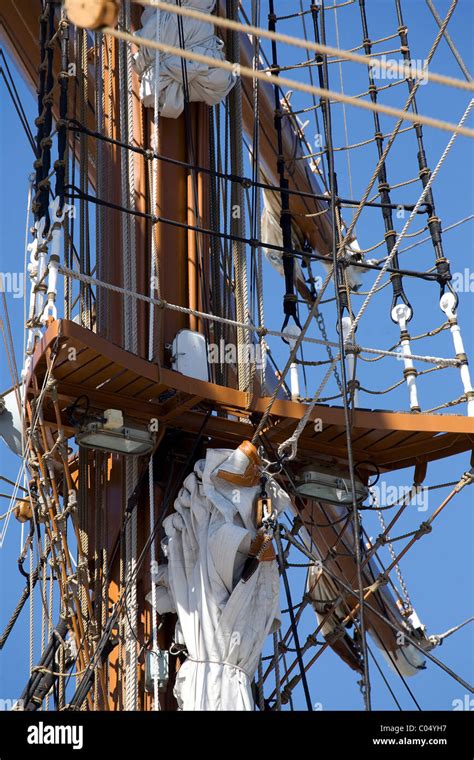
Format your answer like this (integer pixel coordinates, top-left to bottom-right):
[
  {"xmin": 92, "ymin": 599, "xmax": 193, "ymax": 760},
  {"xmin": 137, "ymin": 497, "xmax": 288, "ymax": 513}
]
[{"xmin": 30, "ymin": 319, "xmax": 474, "ymax": 474}]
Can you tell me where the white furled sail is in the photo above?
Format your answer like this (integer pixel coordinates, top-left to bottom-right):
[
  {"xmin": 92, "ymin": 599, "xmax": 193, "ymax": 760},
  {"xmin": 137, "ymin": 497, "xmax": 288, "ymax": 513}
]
[
  {"xmin": 133, "ymin": 2, "xmax": 235, "ymax": 118},
  {"xmin": 306, "ymin": 563, "xmax": 427, "ymax": 677},
  {"xmin": 260, "ymin": 182, "xmax": 308, "ymax": 292},
  {"xmin": 159, "ymin": 447, "xmax": 291, "ymax": 710},
  {"xmin": 260, "ymin": 180, "xmax": 370, "ymax": 294}
]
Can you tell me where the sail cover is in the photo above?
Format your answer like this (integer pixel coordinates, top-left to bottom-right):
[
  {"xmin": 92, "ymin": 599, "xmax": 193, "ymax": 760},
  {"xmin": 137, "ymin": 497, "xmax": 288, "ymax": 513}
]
[
  {"xmin": 159, "ymin": 448, "xmax": 291, "ymax": 710},
  {"xmin": 133, "ymin": 2, "xmax": 235, "ymax": 118}
]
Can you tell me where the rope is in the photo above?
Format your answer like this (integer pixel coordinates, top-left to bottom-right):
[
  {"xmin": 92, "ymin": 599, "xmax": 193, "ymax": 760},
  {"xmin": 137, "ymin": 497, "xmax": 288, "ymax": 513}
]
[
  {"xmin": 372, "ymin": 487, "xmax": 412, "ymax": 611},
  {"xmin": 133, "ymin": 0, "xmax": 474, "ymax": 95},
  {"xmin": 56, "ymin": 264, "xmax": 459, "ymax": 366},
  {"xmin": 278, "ymin": 359, "xmax": 337, "ymax": 461},
  {"xmin": 394, "ymin": 214, "xmax": 474, "ymax": 258},
  {"xmin": 147, "ymin": 1, "xmax": 162, "ymax": 711},
  {"xmin": 425, "ymin": 0, "xmax": 472, "ymax": 82},
  {"xmin": 29, "ymin": 545, "xmax": 34, "ymax": 677},
  {"xmin": 226, "ymin": 0, "xmax": 250, "ymax": 394},
  {"xmin": 333, "ymin": 1, "xmax": 353, "ymax": 208},
  {"xmin": 251, "ymin": 0, "xmax": 266, "ymax": 391},
  {"xmin": 346, "ymin": 98, "xmax": 474, "ymax": 344},
  {"xmin": 273, "ymin": 631, "xmax": 281, "ymax": 711},
  {"xmin": 120, "ymin": 0, "xmax": 139, "ymax": 713},
  {"xmin": 230, "ymin": 0, "xmax": 462, "ymax": 442},
  {"xmin": 102, "ymin": 26, "xmax": 474, "ymax": 139}
]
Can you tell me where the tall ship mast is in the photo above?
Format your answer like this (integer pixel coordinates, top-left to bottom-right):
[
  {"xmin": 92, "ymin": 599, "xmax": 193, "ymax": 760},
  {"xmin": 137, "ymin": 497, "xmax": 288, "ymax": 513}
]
[{"xmin": 0, "ymin": 0, "xmax": 473, "ymax": 713}]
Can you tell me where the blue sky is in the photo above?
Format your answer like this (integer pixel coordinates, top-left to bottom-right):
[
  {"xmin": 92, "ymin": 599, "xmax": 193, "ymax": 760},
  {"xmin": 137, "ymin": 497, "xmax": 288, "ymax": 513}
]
[{"xmin": 0, "ymin": 0, "xmax": 473, "ymax": 711}]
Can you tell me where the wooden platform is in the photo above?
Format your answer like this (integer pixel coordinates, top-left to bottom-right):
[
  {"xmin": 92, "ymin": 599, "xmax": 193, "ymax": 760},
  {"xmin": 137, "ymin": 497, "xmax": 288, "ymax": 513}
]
[{"xmin": 29, "ymin": 319, "xmax": 474, "ymax": 474}]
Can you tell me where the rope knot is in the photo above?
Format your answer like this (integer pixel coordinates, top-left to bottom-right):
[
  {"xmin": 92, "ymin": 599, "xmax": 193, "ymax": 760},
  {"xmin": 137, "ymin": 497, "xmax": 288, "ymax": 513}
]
[{"xmin": 415, "ymin": 521, "xmax": 432, "ymax": 540}]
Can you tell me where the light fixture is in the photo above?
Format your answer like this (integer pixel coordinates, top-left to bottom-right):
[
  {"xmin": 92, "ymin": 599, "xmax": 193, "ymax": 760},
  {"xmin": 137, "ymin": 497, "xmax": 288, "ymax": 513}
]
[
  {"xmin": 75, "ymin": 409, "xmax": 155, "ymax": 456},
  {"xmin": 295, "ymin": 465, "xmax": 368, "ymax": 506}
]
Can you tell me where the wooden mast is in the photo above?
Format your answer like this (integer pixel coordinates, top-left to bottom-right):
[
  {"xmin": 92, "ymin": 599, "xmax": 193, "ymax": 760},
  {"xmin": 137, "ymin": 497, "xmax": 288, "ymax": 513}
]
[{"xmin": 4, "ymin": 0, "xmax": 474, "ymax": 709}]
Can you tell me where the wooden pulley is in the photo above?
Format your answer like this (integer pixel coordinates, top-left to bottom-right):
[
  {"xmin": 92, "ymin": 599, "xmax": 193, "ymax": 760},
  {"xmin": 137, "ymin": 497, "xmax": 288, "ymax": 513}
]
[
  {"xmin": 13, "ymin": 501, "xmax": 33, "ymax": 523},
  {"xmin": 255, "ymin": 496, "xmax": 272, "ymax": 529},
  {"xmin": 413, "ymin": 460, "xmax": 428, "ymax": 486},
  {"xmin": 64, "ymin": 0, "xmax": 119, "ymax": 30}
]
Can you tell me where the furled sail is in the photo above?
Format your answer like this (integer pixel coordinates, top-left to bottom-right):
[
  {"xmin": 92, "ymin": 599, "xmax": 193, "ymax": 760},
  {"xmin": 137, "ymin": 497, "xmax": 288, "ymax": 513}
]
[
  {"xmin": 155, "ymin": 447, "xmax": 291, "ymax": 710},
  {"xmin": 260, "ymin": 181, "xmax": 369, "ymax": 295},
  {"xmin": 133, "ymin": 1, "xmax": 235, "ymax": 118},
  {"xmin": 307, "ymin": 563, "xmax": 426, "ymax": 677},
  {"xmin": 260, "ymin": 179, "xmax": 310, "ymax": 296},
  {"xmin": 299, "ymin": 487, "xmax": 430, "ymax": 679}
]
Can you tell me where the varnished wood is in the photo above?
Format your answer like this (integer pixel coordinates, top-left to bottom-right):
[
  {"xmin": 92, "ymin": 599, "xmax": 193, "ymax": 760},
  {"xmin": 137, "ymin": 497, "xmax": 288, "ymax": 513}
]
[{"xmin": 30, "ymin": 319, "xmax": 474, "ymax": 473}]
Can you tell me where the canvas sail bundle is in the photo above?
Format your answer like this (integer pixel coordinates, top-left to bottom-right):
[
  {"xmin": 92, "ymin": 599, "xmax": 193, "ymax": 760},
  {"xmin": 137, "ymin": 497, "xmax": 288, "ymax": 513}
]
[
  {"xmin": 306, "ymin": 563, "xmax": 427, "ymax": 677},
  {"xmin": 260, "ymin": 180, "xmax": 309, "ymax": 292},
  {"xmin": 157, "ymin": 448, "xmax": 291, "ymax": 710},
  {"xmin": 133, "ymin": 1, "xmax": 235, "ymax": 117},
  {"xmin": 260, "ymin": 179, "xmax": 369, "ymax": 293}
]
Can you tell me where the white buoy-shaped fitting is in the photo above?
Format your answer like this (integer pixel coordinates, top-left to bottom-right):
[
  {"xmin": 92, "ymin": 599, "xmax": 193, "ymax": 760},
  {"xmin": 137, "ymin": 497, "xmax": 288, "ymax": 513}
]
[
  {"xmin": 41, "ymin": 254, "xmax": 60, "ymax": 324},
  {"xmin": 26, "ymin": 239, "xmax": 39, "ymax": 325},
  {"xmin": 26, "ymin": 217, "xmax": 47, "ymax": 326},
  {"xmin": 22, "ymin": 327, "xmax": 42, "ymax": 381},
  {"xmin": 282, "ymin": 323, "xmax": 301, "ymax": 401},
  {"xmin": 440, "ymin": 291, "xmax": 474, "ymax": 416},
  {"xmin": 341, "ymin": 315, "xmax": 359, "ymax": 407},
  {"xmin": 391, "ymin": 303, "xmax": 420, "ymax": 412},
  {"xmin": 41, "ymin": 198, "xmax": 70, "ymax": 324}
]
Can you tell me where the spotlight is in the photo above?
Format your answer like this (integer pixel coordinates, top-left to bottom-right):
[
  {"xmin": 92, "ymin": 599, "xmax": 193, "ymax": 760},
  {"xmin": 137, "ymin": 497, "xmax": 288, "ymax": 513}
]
[
  {"xmin": 75, "ymin": 408, "xmax": 155, "ymax": 456},
  {"xmin": 295, "ymin": 465, "xmax": 368, "ymax": 505}
]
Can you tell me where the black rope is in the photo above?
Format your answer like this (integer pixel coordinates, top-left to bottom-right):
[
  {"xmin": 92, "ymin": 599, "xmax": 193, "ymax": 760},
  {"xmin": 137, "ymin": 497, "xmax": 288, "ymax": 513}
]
[
  {"xmin": 67, "ymin": 119, "xmax": 430, "ymax": 214},
  {"xmin": 64, "ymin": 185, "xmax": 438, "ymax": 284},
  {"xmin": 358, "ymin": 0, "xmax": 413, "ymax": 321},
  {"xmin": 54, "ymin": 19, "xmax": 69, "ymax": 210},
  {"xmin": 0, "ymin": 50, "xmax": 37, "ymax": 154},
  {"xmin": 34, "ymin": 2, "xmax": 55, "ymax": 231},
  {"xmin": 395, "ymin": 0, "xmax": 456, "ymax": 303},
  {"xmin": 275, "ymin": 525, "xmax": 313, "ymax": 711},
  {"xmin": 269, "ymin": 0, "xmax": 301, "ymax": 334}
]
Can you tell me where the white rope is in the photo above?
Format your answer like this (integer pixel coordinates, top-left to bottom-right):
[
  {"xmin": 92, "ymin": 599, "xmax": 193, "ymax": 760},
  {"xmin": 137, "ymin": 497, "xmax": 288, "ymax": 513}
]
[
  {"xmin": 277, "ymin": 359, "xmax": 338, "ymax": 461},
  {"xmin": 57, "ymin": 264, "xmax": 458, "ymax": 367},
  {"xmin": 375, "ymin": 214, "xmax": 474, "ymax": 261},
  {"xmin": 133, "ymin": 0, "xmax": 474, "ymax": 95},
  {"xmin": 103, "ymin": 25, "xmax": 474, "ymax": 139},
  {"xmin": 147, "ymin": 0, "xmax": 162, "ymax": 711},
  {"xmin": 120, "ymin": 0, "xmax": 139, "ymax": 712}
]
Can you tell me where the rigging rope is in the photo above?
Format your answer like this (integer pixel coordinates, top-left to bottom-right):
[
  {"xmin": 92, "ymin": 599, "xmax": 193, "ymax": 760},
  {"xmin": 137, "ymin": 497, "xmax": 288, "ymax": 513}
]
[
  {"xmin": 102, "ymin": 26, "xmax": 474, "ymax": 139},
  {"xmin": 134, "ymin": 0, "xmax": 474, "ymax": 95},
  {"xmin": 345, "ymin": 98, "xmax": 474, "ymax": 344}
]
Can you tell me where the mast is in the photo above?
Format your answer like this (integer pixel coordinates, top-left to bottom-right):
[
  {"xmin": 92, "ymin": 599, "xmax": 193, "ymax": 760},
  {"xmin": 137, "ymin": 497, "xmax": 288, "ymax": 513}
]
[{"xmin": 1, "ymin": 0, "xmax": 473, "ymax": 714}]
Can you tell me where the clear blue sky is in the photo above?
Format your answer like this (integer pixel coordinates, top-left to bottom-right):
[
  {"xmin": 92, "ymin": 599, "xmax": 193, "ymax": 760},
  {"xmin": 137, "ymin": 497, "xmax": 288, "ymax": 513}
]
[{"xmin": 0, "ymin": 0, "xmax": 473, "ymax": 711}]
